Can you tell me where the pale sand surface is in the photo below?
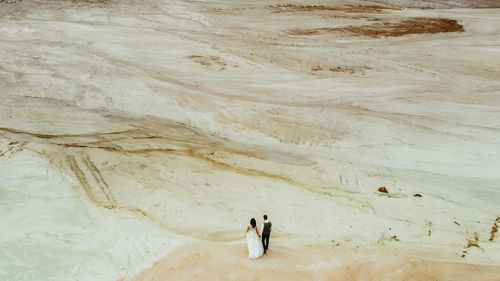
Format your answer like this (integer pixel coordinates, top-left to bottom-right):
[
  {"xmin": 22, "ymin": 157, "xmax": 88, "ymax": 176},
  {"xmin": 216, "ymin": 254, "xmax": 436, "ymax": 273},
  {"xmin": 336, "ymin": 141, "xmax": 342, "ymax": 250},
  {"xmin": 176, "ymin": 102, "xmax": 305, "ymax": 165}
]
[
  {"xmin": 134, "ymin": 243, "xmax": 500, "ymax": 281},
  {"xmin": 1, "ymin": 0, "xmax": 500, "ymax": 280}
]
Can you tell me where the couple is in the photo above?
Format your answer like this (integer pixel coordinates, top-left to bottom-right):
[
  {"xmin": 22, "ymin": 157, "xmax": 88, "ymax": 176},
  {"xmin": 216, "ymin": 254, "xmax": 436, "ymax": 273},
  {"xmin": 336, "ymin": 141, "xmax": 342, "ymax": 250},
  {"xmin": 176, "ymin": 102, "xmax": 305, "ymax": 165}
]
[{"xmin": 246, "ymin": 215, "xmax": 272, "ymax": 259}]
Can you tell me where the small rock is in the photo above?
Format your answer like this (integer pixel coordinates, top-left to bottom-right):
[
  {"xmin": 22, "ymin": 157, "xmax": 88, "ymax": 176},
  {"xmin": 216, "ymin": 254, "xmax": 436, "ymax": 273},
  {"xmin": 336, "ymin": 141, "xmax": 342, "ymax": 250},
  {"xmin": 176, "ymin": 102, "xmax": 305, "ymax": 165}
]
[
  {"xmin": 413, "ymin": 193, "xmax": 422, "ymax": 197},
  {"xmin": 378, "ymin": 186, "xmax": 388, "ymax": 193}
]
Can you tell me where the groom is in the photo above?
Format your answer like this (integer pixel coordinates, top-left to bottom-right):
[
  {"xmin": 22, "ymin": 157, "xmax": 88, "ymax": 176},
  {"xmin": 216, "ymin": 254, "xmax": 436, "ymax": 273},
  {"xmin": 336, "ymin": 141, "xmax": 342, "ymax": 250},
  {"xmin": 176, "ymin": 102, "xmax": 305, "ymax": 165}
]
[{"xmin": 260, "ymin": 215, "xmax": 272, "ymax": 254}]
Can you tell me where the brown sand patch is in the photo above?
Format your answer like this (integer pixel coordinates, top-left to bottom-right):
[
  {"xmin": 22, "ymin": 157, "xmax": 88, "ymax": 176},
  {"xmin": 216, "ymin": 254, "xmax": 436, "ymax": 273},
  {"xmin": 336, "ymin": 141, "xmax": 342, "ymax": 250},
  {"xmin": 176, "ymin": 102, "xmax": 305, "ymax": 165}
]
[
  {"xmin": 371, "ymin": 0, "xmax": 500, "ymax": 9},
  {"xmin": 270, "ymin": 4, "xmax": 396, "ymax": 13},
  {"xmin": 343, "ymin": 17, "xmax": 465, "ymax": 37},
  {"xmin": 290, "ymin": 28, "xmax": 322, "ymax": 35},
  {"xmin": 288, "ymin": 17, "xmax": 464, "ymax": 37},
  {"xmin": 188, "ymin": 55, "xmax": 227, "ymax": 70}
]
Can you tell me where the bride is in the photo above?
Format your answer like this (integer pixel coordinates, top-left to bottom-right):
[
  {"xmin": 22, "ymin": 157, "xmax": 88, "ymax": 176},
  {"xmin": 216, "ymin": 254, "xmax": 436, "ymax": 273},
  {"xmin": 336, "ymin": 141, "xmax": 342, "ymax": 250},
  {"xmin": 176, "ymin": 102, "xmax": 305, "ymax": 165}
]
[{"xmin": 246, "ymin": 218, "xmax": 264, "ymax": 259}]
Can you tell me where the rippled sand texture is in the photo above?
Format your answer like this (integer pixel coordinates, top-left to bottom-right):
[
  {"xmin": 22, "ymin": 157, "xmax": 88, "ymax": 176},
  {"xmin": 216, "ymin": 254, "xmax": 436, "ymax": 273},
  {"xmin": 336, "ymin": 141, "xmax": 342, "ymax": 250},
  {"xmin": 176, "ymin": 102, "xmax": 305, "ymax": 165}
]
[{"xmin": 1, "ymin": 0, "xmax": 500, "ymax": 280}]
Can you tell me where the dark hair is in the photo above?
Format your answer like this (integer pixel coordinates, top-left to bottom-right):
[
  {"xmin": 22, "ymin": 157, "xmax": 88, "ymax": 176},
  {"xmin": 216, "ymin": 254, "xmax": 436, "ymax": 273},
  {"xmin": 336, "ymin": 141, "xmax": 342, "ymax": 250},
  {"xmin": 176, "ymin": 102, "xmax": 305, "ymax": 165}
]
[
  {"xmin": 263, "ymin": 215, "xmax": 268, "ymax": 220},
  {"xmin": 250, "ymin": 218, "xmax": 256, "ymax": 228}
]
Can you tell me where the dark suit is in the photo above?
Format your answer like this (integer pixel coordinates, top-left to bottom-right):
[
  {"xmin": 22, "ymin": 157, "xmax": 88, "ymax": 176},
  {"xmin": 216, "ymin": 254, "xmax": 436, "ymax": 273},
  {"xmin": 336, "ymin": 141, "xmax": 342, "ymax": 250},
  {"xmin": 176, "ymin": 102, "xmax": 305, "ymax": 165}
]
[{"xmin": 261, "ymin": 221, "xmax": 272, "ymax": 253}]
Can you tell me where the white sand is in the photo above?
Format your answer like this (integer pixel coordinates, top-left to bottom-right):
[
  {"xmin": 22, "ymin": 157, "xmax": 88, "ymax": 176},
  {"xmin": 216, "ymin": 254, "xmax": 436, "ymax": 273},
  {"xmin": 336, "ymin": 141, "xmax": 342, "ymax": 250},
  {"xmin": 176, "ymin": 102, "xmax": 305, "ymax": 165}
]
[
  {"xmin": 0, "ymin": 0, "xmax": 499, "ymax": 280},
  {"xmin": 0, "ymin": 139, "xmax": 188, "ymax": 280}
]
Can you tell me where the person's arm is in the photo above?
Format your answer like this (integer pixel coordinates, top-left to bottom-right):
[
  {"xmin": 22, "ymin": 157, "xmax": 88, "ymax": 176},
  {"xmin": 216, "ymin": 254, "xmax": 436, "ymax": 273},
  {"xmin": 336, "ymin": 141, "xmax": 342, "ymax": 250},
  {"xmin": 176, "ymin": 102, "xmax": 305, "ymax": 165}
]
[
  {"xmin": 246, "ymin": 226, "xmax": 250, "ymax": 233},
  {"xmin": 255, "ymin": 227, "xmax": 261, "ymax": 238},
  {"xmin": 260, "ymin": 223, "xmax": 264, "ymax": 236}
]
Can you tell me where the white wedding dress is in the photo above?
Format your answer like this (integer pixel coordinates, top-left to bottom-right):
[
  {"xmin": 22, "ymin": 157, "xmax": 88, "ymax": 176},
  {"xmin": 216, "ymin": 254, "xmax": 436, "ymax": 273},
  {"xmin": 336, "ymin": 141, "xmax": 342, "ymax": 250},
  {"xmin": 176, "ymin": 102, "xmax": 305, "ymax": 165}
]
[{"xmin": 247, "ymin": 225, "xmax": 263, "ymax": 259}]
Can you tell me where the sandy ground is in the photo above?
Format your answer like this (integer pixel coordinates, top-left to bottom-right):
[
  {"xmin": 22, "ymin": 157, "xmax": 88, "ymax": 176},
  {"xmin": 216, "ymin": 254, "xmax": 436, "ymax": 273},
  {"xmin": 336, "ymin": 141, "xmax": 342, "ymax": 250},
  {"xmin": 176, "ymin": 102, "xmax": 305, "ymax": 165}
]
[
  {"xmin": 1, "ymin": 0, "xmax": 500, "ymax": 280},
  {"xmin": 133, "ymin": 242, "xmax": 500, "ymax": 281}
]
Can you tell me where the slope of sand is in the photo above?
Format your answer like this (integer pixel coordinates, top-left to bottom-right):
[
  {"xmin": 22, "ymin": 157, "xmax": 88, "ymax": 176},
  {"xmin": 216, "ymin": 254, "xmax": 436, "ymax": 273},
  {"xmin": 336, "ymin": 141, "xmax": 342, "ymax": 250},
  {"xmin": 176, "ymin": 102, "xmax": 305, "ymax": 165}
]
[
  {"xmin": 0, "ymin": 0, "xmax": 500, "ymax": 280},
  {"xmin": 134, "ymin": 243, "xmax": 500, "ymax": 281}
]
